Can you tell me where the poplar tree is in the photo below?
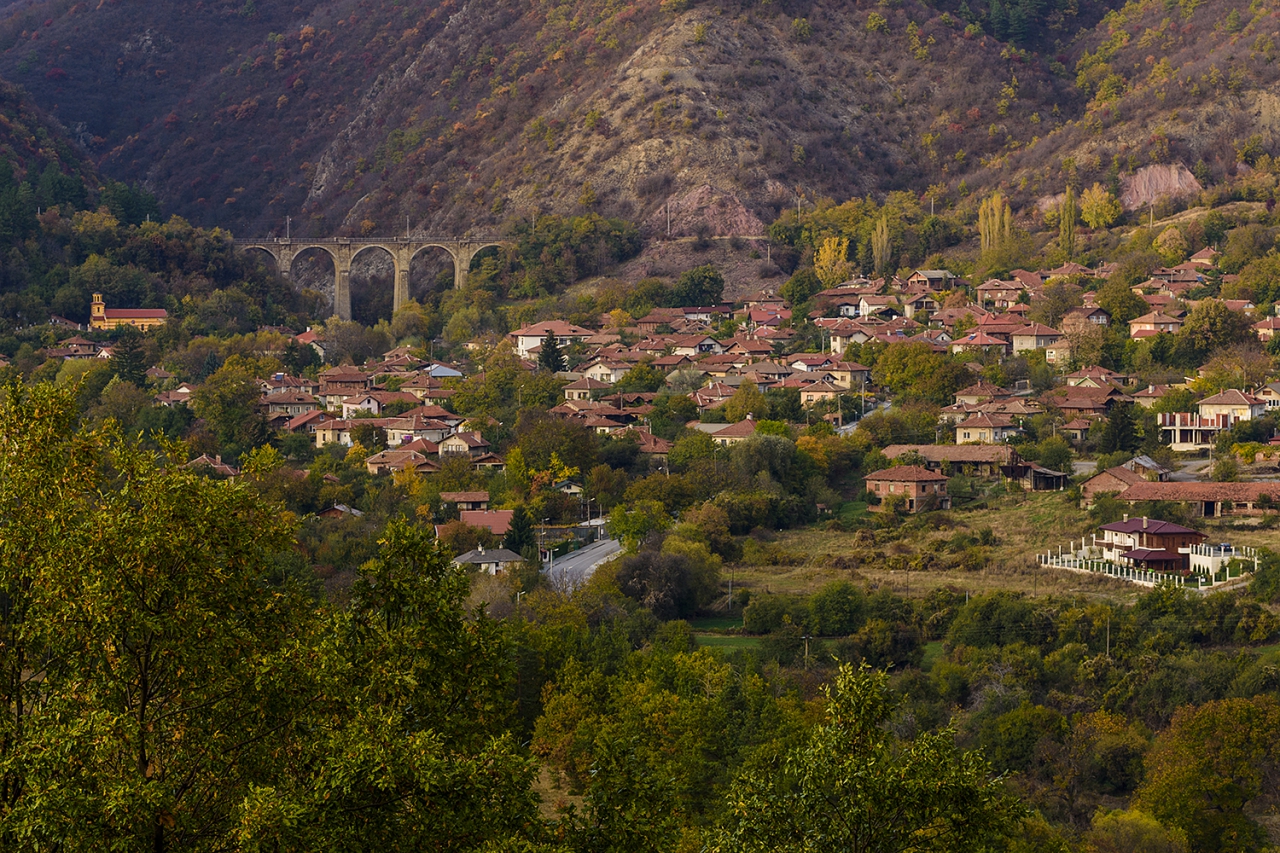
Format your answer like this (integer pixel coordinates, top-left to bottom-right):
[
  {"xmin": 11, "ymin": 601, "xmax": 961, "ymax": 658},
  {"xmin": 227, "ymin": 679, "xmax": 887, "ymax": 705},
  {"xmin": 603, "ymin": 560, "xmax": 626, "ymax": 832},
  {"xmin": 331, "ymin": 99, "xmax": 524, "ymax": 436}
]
[
  {"xmin": 1060, "ymin": 186, "xmax": 1077, "ymax": 260},
  {"xmin": 871, "ymin": 216, "xmax": 891, "ymax": 276}
]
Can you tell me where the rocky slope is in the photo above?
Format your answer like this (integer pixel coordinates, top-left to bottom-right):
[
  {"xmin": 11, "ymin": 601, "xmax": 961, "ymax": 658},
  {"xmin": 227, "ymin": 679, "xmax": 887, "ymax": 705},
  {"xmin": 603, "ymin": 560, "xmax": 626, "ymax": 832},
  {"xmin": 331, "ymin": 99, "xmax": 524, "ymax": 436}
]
[{"xmin": 0, "ymin": 0, "xmax": 1277, "ymax": 239}]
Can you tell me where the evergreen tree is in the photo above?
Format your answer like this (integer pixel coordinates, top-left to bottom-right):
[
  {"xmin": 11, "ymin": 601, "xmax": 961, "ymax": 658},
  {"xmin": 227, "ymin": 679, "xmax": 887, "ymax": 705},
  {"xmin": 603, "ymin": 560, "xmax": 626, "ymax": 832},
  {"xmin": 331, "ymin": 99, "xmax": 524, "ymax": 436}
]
[
  {"xmin": 100, "ymin": 180, "xmax": 162, "ymax": 226},
  {"xmin": 538, "ymin": 330, "xmax": 566, "ymax": 373},
  {"xmin": 504, "ymin": 504, "xmax": 537, "ymax": 554},
  {"xmin": 35, "ymin": 162, "xmax": 86, "ymax": 210},
  {"xmin": 1099, "ymin": 402, "xmax": 1139, "ymax": 454},
  {"xmin": 198, "ymin": 349, "xmax": 224, "ymax": 381},
  {"xmin": 110, "ymin": 325, "xmax": 147, "ymax": 387}
]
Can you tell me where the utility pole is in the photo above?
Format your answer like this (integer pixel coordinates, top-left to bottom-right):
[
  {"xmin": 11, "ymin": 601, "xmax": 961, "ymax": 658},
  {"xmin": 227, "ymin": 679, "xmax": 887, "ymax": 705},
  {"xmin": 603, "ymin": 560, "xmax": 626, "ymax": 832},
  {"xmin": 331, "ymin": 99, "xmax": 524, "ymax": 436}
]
[{"xmin": 286, "ymin": 216, "xmax": 291, "ymax": 240}]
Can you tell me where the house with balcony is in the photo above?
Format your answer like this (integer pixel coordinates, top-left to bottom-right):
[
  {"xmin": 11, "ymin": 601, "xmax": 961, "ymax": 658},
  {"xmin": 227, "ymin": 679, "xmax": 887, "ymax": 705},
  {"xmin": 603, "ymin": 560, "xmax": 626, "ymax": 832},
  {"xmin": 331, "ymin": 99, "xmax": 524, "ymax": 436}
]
[
  {"xmin": 1093, "ymin": 516, "xmax": 1207, "ymax": 571},
  {"xmin": 1159, "ymin": 389, "xmax": 1267, "ymax": 450}
]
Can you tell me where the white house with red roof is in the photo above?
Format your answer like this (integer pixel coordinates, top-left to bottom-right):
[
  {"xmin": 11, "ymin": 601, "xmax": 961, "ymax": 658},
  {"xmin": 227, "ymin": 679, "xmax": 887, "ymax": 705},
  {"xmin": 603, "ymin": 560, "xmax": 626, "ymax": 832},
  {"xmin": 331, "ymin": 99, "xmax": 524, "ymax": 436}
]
[{"xmin": 510, "ymin": 321, "xmax": 593, "ymax": 357}]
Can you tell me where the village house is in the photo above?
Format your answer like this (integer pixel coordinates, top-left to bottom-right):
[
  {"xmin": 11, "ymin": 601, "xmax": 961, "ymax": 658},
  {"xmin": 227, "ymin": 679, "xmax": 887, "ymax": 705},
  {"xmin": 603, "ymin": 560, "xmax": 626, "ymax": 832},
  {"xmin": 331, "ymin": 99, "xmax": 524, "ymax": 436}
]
[
  {"xmin": 440, "ymin": 491, "xmax": 491, "ymax": 511},
  {"xmin": 364, "ymin": 448, "xmax": 439, "ymax": 476},
  {"xmin": 1093, "ymin": 516, "xmax": 1208, "ymax": 571},
  {"xmin": 563, "ymin": 376, "xmax": 612, "ymax": 401},
  {"xmin": 906, "ymin": 269, "xmax": 958, "ymax": 291},
  {"xmin": 975, "ymin": 279, "xmax": 1025, "ymax": 309},
  {"xmin": 1060, "ymin": 306, "xmax": 1110, "ymax": 335},
  {"xmin": 1044, "ymin": 340, "xmax": 1072, "ymax": 366},
  {"xmin": 453, "ymin": 547, "xmax": 524, "ymax": 575},
  {"xmin": 459, "ymin": 510, "xmax": 515, "ymax": 536},
  {"xmin": 1256, "ymin": 381, "xmax": 1280, "ymax": 411},
  {"xmin": 883, "ymin": 444, "xmax": 1015, "ymax": 478},
  {"xmin": 510, "ymin": 321, "xmax": 593, "ymax": 357},
  {"xmin": 901, "ymin": 292, "xmax": 939, "ymax": 320},
  {"xmin": 865, "ymin": 465, "xmax": 951, "ymax": 512},
  {"xmin": 1113, "ymin": 481, "xmax": 1280, "ymax": 518},
  {"xmin": 1009, "ymin": 323, "xmax": 1062, "ymax": 354},
  {"xmin": 1128, "ymin": 311, "xmax": 1183, "ymax": 338},
  {"xmin": 949, "ymin": 331, "xmax": 1009, "ymax": 357},
  {"xmin": 1158, "ymin": 389, "xmax": 1267, "ymax": 451},
  {"xmin": 438, "ymin": 431, "xmax": 491, "ymax": 458},
  {"xmin": 955, "ymin": 414, "xmax": 1021, "ymax": 443},
  {"xmin": 264, "ymin": 393, "xmax": 320, "ymax": 417},
  {"xmin": 44, "ymin": 336, "xmax": 101, "ymax": 359},
  {"xmin": 341, "ymin": 390, "xmax": 418, "ymax": 419},
  {"xmin": 707, "ymin": 419, "xmax": 759, "ymax": 446},
  {"xmin": 1253, "ymin": 316, "xmax": 1280, "ymax": 342},
  {"xmin": 1079, "ymin": 466, "xmax": 1147, "ymax": 505}
]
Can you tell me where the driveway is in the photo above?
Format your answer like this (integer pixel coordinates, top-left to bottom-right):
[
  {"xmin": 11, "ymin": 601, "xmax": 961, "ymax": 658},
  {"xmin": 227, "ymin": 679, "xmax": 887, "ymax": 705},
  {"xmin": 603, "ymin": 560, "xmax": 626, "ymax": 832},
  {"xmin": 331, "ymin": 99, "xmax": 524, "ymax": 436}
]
[{"xmin": 544, "ymin": 538, "xmax": 622, "ymax": 591}]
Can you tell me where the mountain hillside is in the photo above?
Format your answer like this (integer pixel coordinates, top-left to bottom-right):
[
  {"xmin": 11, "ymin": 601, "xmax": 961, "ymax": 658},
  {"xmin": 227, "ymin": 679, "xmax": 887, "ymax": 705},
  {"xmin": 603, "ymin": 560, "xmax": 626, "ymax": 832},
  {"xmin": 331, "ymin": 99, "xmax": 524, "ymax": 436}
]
[
  {"xmin": 1, "ymin": 0, "xmax": 1278, "ymax": 239},
  {"xmin": 0, "ymin": 74, "xmax": 96, "ymax": 192}
]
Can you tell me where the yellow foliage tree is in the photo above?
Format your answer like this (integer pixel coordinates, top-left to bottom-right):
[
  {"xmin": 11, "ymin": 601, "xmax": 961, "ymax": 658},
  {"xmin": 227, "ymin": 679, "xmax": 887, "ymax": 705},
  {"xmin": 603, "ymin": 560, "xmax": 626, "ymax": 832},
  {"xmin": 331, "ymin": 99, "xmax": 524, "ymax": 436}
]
[
  {"xmin": 871, "ymin": 217, "xmax": 891, "ymax": 276},
  {"xmin": 1080, "ymin": 183, "xmax": 1122, "ymax": 229},
  {"xmin": 978, "ymin": 191, "xmax": 1012, "ymax": 254},
  {"xmin": 813, "ymin": 236, "xmax": 853, "ymax": 287}
]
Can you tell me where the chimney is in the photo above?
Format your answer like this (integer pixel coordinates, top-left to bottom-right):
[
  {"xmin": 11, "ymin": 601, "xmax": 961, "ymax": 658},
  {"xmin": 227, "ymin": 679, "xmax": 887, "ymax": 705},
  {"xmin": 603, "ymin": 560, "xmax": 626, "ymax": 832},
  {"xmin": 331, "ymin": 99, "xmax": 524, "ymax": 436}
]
[
  {"xmin": 1142, "ymin": 516, "xmax": 1148, "ymax": 529},
  {"xmin": 1123, "ymin": 513, "xmax": 1128, "ymax": 522}
]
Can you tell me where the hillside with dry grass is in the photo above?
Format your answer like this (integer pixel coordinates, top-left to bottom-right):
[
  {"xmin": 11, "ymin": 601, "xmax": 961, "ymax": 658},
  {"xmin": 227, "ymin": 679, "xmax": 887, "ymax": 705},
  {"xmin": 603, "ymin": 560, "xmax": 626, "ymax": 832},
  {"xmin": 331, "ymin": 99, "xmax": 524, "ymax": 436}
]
[{"xmin": 0, "ymin": 0, "xmax": 1278, "ymax": 241}]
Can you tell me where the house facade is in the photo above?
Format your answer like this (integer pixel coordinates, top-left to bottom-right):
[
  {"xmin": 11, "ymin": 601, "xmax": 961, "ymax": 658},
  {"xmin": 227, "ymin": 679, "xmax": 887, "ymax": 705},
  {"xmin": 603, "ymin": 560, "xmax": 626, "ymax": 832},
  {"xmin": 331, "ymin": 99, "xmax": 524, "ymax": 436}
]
[{"xmin": 865, "ymin": 465, "xmax": 951, "ymax": 512}]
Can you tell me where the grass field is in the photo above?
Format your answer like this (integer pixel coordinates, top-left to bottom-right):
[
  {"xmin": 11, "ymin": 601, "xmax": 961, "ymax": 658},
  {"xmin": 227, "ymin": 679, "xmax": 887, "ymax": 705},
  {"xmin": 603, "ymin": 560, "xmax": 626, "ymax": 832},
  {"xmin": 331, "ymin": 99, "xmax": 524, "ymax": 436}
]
[
  {"xmin": 728, "ymin": 492, "xmax": 1156, "ymax": 604},
  {"xmin": 695, "ymin": 634, "xmax": 762, "ymax": 651}
]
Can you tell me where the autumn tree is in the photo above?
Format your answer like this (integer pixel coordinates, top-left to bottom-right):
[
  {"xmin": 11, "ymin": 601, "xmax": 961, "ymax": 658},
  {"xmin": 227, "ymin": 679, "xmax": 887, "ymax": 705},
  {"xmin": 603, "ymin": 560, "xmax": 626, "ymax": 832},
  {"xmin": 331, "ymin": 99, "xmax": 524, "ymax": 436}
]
[
  {"xmin": 723, "ymin": 380, "xmax": 767, "ymax": 422},
  {"xmin": 1154, "ymin": 226, "xmax": 1188, "ymax": 266},
  {"xmin": 814, "ymin": 236, "xmax": 852, "ymax": 287},
  {"xmin": 1081, "ymin": 183, "xmax": 1123, "ymax": 229},
  {"xmin": 1175, "ymin": 299, "xmax": 1255, "ymax": 364},
  {"xmin": 979, "ymin": 191, "xmax": 1012, "ymax": 254},
  {"xmin": 1136, "ymin": 696, "xmax": 1280, "ymax": 852},
  {"xmin": 871, "ymin": 341, "xmax": 974, "ymax": 405},
  {"xmin": 190, "ymin": 355, "xmax": 269, "ymax": 452},
  {"xmin": 872, "ymin": 216, "xmax": 892, "ymax": 275}
]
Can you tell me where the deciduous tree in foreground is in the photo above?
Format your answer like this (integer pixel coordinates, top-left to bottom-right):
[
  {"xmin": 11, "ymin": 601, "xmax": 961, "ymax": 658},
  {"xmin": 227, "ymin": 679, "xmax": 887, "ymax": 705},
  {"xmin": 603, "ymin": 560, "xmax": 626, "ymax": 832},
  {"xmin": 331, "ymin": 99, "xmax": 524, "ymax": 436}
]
[{"xmin": 713, "ymin": 663, "xmax": 1023, "ymax": 853}]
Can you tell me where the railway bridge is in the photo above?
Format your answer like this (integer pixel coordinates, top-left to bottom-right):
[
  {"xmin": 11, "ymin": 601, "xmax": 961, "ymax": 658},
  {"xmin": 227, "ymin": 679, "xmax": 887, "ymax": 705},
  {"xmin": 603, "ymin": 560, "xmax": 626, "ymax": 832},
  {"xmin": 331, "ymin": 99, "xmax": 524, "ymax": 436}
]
[{"xmin": 235, "ymin": 237, "xmax": 506, "ymax": 320}]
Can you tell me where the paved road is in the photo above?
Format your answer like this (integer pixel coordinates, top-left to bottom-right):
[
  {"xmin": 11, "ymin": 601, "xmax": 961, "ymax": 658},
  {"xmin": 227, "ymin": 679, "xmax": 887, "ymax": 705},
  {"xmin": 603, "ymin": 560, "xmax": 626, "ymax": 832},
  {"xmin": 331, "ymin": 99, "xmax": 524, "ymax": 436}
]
[
  {"xmin": 545, "ymin": 538, "xmax": 622, "ymax": 591},
  {"xmin": 1072, "ymin": 460, "xmax": 1096, "ymax": 477},
  {"xmin": 1170, "ymin": 459, "xmax": 1210, "ymax": 482}
]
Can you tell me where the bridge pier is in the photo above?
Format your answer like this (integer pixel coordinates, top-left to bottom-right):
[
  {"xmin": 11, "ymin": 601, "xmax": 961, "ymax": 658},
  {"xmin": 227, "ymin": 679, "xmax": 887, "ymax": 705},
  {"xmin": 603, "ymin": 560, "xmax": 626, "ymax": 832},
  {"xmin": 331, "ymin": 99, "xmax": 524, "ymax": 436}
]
[{"xmin": 236, "ymin": 236, "xmax": 506, "ymax": 322}]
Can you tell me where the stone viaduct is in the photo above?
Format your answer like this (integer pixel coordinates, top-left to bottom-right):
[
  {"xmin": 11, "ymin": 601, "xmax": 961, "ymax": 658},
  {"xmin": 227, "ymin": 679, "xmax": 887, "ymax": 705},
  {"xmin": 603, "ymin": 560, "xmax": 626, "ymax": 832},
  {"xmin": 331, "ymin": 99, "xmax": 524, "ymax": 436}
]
[{"xmin": 235, "ymin": 237, "xmax": 506, "ymax": 320}]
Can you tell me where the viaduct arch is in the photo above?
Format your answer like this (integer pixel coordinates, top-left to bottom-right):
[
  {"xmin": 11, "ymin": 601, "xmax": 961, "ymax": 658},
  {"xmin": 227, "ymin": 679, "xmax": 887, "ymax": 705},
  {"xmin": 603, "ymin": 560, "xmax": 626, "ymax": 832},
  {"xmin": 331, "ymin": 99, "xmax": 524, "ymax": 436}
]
[{"xmin": 235, "ymin": 237, "xmax": 507, "ymax": 320}]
